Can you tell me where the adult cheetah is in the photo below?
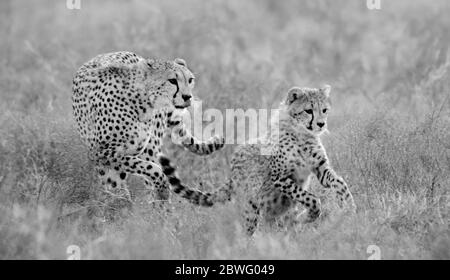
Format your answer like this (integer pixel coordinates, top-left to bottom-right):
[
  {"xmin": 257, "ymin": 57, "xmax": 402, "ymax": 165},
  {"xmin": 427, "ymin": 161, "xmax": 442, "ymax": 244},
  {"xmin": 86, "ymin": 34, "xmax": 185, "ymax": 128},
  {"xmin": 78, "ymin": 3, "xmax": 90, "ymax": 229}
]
[
  {"xmin": 160, "ymin": 85, "xmax": 356, "ymax": 234},
  {"xmin": 72, "ymin": 51, "xmax": 224, "ymax": 218}
]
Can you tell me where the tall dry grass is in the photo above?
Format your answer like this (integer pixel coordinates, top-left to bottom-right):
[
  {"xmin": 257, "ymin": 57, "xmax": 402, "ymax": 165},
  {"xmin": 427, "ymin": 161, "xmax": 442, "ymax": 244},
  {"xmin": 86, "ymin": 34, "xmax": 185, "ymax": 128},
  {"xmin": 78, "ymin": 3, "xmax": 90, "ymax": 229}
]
[{"xmin": 0, "ymin": 0, "xmax": 449, "ymax": 259}]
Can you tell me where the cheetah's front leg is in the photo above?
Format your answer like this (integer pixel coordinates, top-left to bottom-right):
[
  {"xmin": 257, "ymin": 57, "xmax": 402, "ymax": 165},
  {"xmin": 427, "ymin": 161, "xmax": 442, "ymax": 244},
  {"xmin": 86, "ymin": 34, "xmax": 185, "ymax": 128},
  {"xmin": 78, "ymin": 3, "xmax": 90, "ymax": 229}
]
[
  {"xmin": 311, "ymin": 148, "xmax": 356, "ymax": 212},
  {"xmin": 94, "ymin": 166, "xmax": 132, "ymax": 222},
  {"xmin": 167, "ymin": 111, "xmax": 225, "ymax": 155},
  {"xmin": 138, "ymin": 147, "xmax": 171, "ymax": 203},
  {"xmin": 93, "ymin": 144, "xmax": 166, "ymax": 215}
]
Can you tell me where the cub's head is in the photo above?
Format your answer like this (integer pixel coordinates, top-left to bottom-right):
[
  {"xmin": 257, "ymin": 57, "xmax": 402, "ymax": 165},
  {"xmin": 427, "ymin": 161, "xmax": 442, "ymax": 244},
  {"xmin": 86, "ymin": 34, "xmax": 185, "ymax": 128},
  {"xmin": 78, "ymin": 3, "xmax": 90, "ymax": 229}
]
[
  {"xmin": 145, "ymin": 58, "xmax": 195, "ymax": 109},
  {"xmin": 284, "ymin": 85, "xmax": 331, "ymax": 135}
]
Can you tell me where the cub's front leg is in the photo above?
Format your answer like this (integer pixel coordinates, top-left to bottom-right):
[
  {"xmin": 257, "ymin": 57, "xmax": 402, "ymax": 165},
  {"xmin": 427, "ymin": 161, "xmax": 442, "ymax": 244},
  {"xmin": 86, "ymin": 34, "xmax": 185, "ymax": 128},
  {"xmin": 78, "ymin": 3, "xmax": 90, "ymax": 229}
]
[{"xmin": 309, "ymin": 144, "xmax": 356, "ymax": 212}]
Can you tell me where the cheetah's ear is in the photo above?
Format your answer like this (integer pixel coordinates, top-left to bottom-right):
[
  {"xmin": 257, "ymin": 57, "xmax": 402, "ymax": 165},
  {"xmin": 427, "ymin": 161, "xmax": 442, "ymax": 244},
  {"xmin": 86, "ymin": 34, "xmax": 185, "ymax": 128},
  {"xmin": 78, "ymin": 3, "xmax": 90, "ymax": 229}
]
[
  {"xmin": 286, "ymin": 87, "xmax": 304, "ymax": 105},
  {"xmin": 146, "ymin": 58, "xmax": 157, "ymax": 70},
  {"xmin": 174, "ymin": 58, "xmax": 187, "ymax": 67},
  {"xmin": 321, "ymin": 85, "xmax": 331, "ymax": 98}
]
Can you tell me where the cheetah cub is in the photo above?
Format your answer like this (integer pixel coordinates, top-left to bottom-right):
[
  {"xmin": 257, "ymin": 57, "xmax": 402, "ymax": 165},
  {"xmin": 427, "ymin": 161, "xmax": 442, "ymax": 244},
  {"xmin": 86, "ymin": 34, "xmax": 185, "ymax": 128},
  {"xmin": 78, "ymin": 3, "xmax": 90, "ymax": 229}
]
[{"xmin": 160, "ymin": 85, "xmax": 356, "ymax": 235}]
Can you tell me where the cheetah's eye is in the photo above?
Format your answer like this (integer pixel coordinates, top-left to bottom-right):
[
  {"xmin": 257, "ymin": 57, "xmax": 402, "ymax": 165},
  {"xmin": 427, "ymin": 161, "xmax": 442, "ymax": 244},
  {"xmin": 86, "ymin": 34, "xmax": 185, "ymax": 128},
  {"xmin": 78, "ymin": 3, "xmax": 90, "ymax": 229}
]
[
  {"xmin": 188, "ymin": 78, "xmax": 194, "ymax": 84},
  {"xmin": 322, "ymin": 109, "xmax": 328, "ymax": 113},
  {"xmin": 304, "ymin": 109, "xmax": 313, "ymax": 114},
  {"xmin": 168, "ymin": 79, "xmax": 178, "ymax": 86}
]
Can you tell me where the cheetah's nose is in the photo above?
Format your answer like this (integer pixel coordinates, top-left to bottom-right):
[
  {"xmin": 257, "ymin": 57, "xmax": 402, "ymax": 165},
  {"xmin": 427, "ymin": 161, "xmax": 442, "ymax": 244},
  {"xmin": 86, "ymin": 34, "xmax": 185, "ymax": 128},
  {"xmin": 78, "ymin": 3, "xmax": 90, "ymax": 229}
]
[
  {"xmin": 317, "ymin": 122, "xmax": 325, "ymax": 128},
  {"xmin": 182, "ymin": 95, "xmax": 192, "ymax": 101}
]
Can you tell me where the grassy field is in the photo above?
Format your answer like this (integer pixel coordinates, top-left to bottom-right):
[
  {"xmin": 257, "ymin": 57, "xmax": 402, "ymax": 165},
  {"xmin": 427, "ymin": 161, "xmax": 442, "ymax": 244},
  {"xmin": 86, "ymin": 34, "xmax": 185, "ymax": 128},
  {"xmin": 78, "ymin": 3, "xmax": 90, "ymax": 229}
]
[{"xmin": 0, "ymin": 0, "xmax": 449, "ymax": 259}]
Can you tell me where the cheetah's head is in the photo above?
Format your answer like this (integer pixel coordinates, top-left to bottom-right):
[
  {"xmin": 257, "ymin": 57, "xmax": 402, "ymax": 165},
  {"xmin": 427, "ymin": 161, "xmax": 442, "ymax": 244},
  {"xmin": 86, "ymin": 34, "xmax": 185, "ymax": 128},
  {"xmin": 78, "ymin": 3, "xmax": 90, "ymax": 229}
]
[
  {"xmin": 145, "ymin": 58, "xmax": 195, "ymax": 110},
  {"xmin": 284, "ymin": 85, "xmax": 331, "ymax": 135}
]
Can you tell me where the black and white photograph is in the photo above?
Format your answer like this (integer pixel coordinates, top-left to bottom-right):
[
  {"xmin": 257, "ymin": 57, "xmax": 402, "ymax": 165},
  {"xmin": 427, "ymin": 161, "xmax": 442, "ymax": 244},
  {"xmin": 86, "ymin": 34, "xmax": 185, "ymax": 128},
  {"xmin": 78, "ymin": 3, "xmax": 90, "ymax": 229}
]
[{"xmin": 0, "ymin": 0, "xmax": 449, "ymax": 264}]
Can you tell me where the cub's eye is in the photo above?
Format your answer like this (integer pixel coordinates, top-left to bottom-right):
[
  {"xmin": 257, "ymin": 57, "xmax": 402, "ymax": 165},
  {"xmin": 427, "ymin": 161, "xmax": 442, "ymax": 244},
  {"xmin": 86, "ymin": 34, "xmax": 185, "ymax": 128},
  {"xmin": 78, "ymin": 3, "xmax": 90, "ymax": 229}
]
[
  {"xmin": 322, "ymin": 109, "xmax": 328, "ymax": 113},
  {"xmin": 188, "ymin": 78, "xmax": 194, "ymax": 84},
  {"xmin": 304, "ymin": 109, "xmax": 313, "ymax": 114},
  {"xmin": 168, "ymin": 79, "xmax": 178, "ymax": 85}
]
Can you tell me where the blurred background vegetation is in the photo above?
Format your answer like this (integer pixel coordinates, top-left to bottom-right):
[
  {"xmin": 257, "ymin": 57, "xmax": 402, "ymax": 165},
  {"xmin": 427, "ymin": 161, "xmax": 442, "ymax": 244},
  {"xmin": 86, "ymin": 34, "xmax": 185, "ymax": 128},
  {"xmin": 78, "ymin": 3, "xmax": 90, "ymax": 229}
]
[{"xmin": 0, "ymin": 0, "xmax": 448, "ymax": 259}]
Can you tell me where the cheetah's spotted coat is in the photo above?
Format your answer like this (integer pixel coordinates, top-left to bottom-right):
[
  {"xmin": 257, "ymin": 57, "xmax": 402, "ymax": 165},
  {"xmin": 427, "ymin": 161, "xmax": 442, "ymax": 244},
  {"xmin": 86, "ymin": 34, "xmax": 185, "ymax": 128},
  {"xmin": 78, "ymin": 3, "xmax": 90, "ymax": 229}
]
[
  {"xmin": 160, "ymin": 86, "xmax": 356, "ymax": 234},
  {"xmin": 72, "ymin": 51, "xmax": 224, "ymax": 218}
]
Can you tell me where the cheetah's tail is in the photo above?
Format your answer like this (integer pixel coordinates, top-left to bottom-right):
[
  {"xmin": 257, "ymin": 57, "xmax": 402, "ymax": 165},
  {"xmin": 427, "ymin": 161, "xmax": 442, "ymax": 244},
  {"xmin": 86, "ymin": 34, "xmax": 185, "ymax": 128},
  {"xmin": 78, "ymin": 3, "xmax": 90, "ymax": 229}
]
[{"xmin": 158, "ymin": 155, "xmax": 234, "ymax": 207}]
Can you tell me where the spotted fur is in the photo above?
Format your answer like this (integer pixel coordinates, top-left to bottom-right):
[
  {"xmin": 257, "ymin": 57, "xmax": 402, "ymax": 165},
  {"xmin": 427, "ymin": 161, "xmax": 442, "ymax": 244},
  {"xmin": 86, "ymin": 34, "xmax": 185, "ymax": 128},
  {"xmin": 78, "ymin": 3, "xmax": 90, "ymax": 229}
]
[
  {"xmin": 72, "ymin": 51, "xmax": 224, "ymax": 218},
  {"xmin": 160, "ymin": 85, "xmax": 356, "ymax": 234}
]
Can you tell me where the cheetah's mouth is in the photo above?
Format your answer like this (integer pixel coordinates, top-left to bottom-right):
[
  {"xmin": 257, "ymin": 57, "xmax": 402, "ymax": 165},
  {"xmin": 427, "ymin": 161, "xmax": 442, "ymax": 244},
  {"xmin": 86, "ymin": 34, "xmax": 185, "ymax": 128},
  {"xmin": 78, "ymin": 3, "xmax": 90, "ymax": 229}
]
[
  {"xmin": 175, "ymin": 105, "xmax": 189, "ymax": 109},
  {"xmin": 175, "ymin": 100, "xmax": 191, "ymax": 109}
]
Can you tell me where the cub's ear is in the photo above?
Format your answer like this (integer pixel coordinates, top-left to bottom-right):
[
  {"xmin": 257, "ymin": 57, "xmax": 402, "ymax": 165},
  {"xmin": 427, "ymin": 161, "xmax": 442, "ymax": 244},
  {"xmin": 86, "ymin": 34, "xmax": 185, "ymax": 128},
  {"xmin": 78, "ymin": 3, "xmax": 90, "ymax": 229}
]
[
  {"xmin": 286, "ymin": 87, "xmax": 304, "ymax": 104},
  {"xmin": 321, "ymin": 85, "xmax": 331, "ymax": 98},
  {"xmin": 174, "ymin": 58, "xmax": 187, "ymax": 67}
]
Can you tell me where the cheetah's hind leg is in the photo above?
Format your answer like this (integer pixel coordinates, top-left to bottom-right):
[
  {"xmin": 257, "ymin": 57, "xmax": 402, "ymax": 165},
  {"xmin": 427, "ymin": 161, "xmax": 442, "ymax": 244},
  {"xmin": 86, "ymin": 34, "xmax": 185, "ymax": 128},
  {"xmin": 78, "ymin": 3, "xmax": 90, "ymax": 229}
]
[{"xmin": 243, "ymin": 199, "xmax": 261, "ymax": 236}]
